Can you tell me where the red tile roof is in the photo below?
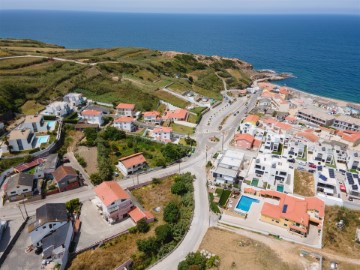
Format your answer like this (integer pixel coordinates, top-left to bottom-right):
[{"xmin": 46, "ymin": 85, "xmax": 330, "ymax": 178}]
[
  {"xmin": 114, "ymin": 116, "xmax": 134, "ymax": 123},
  {"xmin": 244, "ymin": 188, "xmax": 256, "ymax": 195},
  {"xmin": 94, "ymin": 181, "xmax": 130, "ymax": 206},
  {"xmin": 244, "ymin": 115, "xmax": 260, "ymax": 124},
  {"xmin": 14, "ymin": 158, "xmax": 44, "ymax": 172},
  {"xmin": 260, "ymin": 191, "xmax": 324, "ymax": 228},
  {"xmin": 285, "ymin": 116, "xmax": 296, "ymax": 122},
  {"xmin": 119, "ymin": 153, "xmax": 147, "ymax": 169},
  {"xmin": 128, "ymin": 207, "xmax": 154, "ymax": 223},
  {"xmin": 52, "ymin": 165, "xmax": 77, "ymax": 183},
  {"xmin": 295, "ymin": 132, "xmax": 319, "ymax": 143},
  {"xmin": 274, "ymin": 122, "xmax": 292, "ymax": 131},
  {"xmin": 263, "ymin": 117, "xmax": 277, "ymax": 124},
  {"xmin": 234, "ymin": 133, "xmax": 255, "ymax": 143},
  {"xmin": 337, "ymin": 130, "xmax": 360, "ymax": 143},
  {"xmin": 253, "ymin": 139, "xmax": 262, "ymax": 147},
  {"xmin": 81, "ymin": 109, "xmax": 102, "ymax": 116},
  {"xmin": 163, "ymin": 109, "xmax": 188, "ymax": 120},
  {"xmin": 116, "ymin": 103, "xmax": 135, "ymax": 110},
  {"xmin": 153, "ymin": 127, "xmax": 172, "ymax": 133},
  {"xmin": 143, "ymin": 111, "xmax": 160, "ymax": 117}
]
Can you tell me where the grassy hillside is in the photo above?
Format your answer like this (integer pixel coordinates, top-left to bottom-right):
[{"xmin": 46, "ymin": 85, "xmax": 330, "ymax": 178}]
[{"xmin": 0, "ymin": 38, "xmax": 260, "ymax": 114}]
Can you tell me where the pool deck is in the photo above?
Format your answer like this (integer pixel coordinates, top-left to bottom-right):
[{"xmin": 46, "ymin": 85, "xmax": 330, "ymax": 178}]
[{"xmin": 220, "ymin": 196, "xmax": 322, "ymax": 248}]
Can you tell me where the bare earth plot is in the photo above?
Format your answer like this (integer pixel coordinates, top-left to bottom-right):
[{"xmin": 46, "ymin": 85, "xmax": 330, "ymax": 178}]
[
  {"xmin": 199, "ymin": 227, "xmax": 303, "ymax": 270},
  {"xmin": 294, "ymin": 170, "xmax": 315, "ymax": 197},
  {"xmin": 76, "ymin": 146, "xmax": 98, "ymax": 175}
]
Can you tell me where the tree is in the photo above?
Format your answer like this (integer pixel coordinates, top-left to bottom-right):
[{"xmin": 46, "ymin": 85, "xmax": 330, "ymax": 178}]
[
  {"xmin": 104, "ymin": 126, "xmax": 126, "ymax": 141},
  {"xmin": 136, "ymin": 218, "xmax": 150, "ymax": 233},
  {"xmin": 178, "ymin": 252, "xmax": 207, "ymax": 270},
  {"xmin": 155, "ymin": 224, "xmax": 173, "ymax": 244},
  {"xmin": 171, "ymin": 181, "xmax": 188, "ymax": 195},
  {"xmin": 164, "ymin": 201, "xmax": 180, "ymax": 223},
  {"xmin": 84, "ymin": 128, "xmax": 98, "ymax": 146},
  {"xmin": 136, "ymin": 237, "xmax": 159, "ymax": 255}
]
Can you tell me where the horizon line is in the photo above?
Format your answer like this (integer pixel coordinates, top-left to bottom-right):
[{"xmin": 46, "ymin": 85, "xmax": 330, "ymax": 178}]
[{"xmin": 0, "ymin": 9, "xmax": 359, "ymax": 16}]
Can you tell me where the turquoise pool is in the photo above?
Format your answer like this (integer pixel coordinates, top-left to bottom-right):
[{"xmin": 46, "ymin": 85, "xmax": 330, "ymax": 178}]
[
  {"xmin": 45, "ymin": 120, "xmax": 57, "ymax": 130},
  {"xmin": 277, "ymin": 185, "xmax": 284, "ymax": 192},
  {"xmin": 236, "ymin": 195, "xmax": 260, "ymax": 212},
  {"xmin": 36, "ymin": 135, "xmax": 50, "ymax": 147}
]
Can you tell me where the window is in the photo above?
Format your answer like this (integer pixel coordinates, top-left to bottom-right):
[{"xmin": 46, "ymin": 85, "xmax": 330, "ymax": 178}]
[
  {"xmin": 49, "ymin": 224, "xmax": 53, "ymax": 229},
  {"xmin": 43, "ymin": 226, "xmax": 46, "ymax": 229},
  {"xmin": 275, "ymin": 220, "xmax": 279, "ymax": 224},
  {"xmin": 284, "ymin": 224, "xmax": 287, "ymax": 227}
]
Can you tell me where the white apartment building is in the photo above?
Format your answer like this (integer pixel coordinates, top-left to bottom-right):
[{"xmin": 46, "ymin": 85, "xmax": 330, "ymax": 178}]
[
  {"xmin": 113, "ymin": 116, "xmax": 135, "ymax": 132},
  {"xmin": 212, "ymin": 150, "xmax": 244, "ymax": 184},
  {"xmin": 143, "ymin": 111, "xmax": 161, "ymax": 124},
  {"xmin": 297, "ymin": 107, "xmax": 334, "ymax": 126},
  {"xmin": 116, "ymin": 103, "xmax": 135, "ymax": 117},
  {"xmin": 152, "ymin": 127, "xmax": 172, "ymax": 142},
  {"xmin": 80, "ymin": 109, "xmax": 103, "ymax": 126},
  {"xmin": 116, "ymin": 153, "xmax": 147, "ymax": 176},
  {"xmin": 42, "ymin": 101, "xmax": 72, "ymax": 117},
  {"xmin": 63, "ymin": 93, "xmax": 86, "ymax": 109},
  {"xmin": 332, "ymin": 115, "xmax": 360, "ymax": 132}
]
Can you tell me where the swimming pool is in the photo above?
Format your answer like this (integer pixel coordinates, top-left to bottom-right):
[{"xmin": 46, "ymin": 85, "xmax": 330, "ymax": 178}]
[
  {"xmin": 45, "ymin": 120, "xmax": 57, "ymax": 131},
  {"xmin": 277, "ymin": 185, "xmax": 284, "ymax": 192},
  {"xmin": 235, "ymin": 195, "xmax": 260, "ymax": 212},
  {"xmin": 36, "ymin": 135, "xmax": 50, "ymax": 147}
]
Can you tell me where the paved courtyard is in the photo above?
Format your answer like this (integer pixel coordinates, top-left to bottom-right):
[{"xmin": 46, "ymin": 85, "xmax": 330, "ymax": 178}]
[
  {"xmin": 76, "ymin": 200, "xmax": 135, "ymax": 251},
  {"xmin": 1, "ymin": 217, "xmax": 42, "ymax": 270},
  {"xmin": 220, "ymin": 195, "xmax": 322, "ymax": 248}
]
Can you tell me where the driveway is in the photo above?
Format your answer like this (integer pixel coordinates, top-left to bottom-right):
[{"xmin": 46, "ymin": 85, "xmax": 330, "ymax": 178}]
[
  {"xmin": 75, "ymin": 200, "xmax": 135, "ymax": 251},
  {"xmin": 1, "ymin": 217, "xmax": 41, "ymax": 270}
]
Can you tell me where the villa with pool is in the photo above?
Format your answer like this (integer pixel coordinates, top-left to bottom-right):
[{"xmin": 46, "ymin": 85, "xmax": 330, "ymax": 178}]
[{"xmin": 221, "ymin": 187, "xmax": 325, "ymax": 247}]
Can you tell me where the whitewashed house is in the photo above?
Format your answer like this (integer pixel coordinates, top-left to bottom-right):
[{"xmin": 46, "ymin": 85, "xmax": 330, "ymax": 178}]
[
  {"xmin": 153, "ymin": 127, "xmax": 172, "ymax": 142},
  {"xmin": 41, "ymin": 222, "xmax": 73, "ymax": 270},
  {"xmin": 21, "ymin": 115, "xmax": 49, "ymax": 133},
  {"xmin": 63, "ymin": 93, "xmax": 86, "ymax": 109},
  {"xmin": 4, "ymin": 173, "xmax": 34, "ymax": 200},
  {"xmin": 93, "ymin": 181, "xmax": 133, "ymax": 223},
  {"xmin": 116, "ymin": 153, "xmax": 147, "ymax": 176},
  {"xmin": 8, "ymin": 129, "xmax": 36, "ymax": 151},
  {"xmin": 28, "ymin": 203, "xmax": 69, "ymax": 247},
  {"xmin": 80, "ymin": 109, "xmax": 103, "ymax": 126},
  {"xmin": 347, "ymin": 150, "xmax": 360, "ymax": 171},
  {"xmin": 116, "ymin": 103, "xmax": 135, "ymax": 117},
  {"xmin": 143, "ymin": 111, "xmax": 161, "ymax": 124},
  {"xmin": 113, "ymin": 116, "xmax": 135, "ymax": 132},
  {"xmin": 42, "ymin": 101, "xmax": 72, "ymax": 117},
  {"xmin": 212, "ymin": 150, "xmax": 244, "ymax": 184}
]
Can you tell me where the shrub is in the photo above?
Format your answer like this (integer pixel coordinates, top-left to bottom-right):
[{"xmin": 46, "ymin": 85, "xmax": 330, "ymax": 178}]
[
  {"xmin": 155, "ymin": 224, "xmax": 173, "ymax": 244},
  {"xmin": 136, "ymin": 218, "xmax": 150, "ymax": 233},
  {"xmin": 163, "ymin": 201, "xmax": 180, "ymax": 224},
  {"xmin": 171, "ymin": 181, "xmax": 188, "ymax": 195},
  {"xmin": 90, "ymin": 173, "xmax": 102, "ymax": 185},
  {"xmin": 136, "ymin": 237, "xmax": 159, "ymax": 256}
]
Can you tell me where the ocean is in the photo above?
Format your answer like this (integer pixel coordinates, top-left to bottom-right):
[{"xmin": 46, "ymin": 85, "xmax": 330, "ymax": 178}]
[{"xmin": 0, "ymin": 11, "xmax": 359, "ymax": 103}]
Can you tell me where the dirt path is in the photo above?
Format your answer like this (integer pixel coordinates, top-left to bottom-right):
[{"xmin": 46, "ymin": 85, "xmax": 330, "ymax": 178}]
[{"xmin": 218, "ymin": 224, "xmax": 360, "ymax": 266}]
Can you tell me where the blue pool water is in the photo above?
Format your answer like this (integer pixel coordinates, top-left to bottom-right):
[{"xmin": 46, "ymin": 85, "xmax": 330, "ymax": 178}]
[
  {"xmin": 236, "ymin": 196, "xmax": 260, "ymax": 212},
  {"xmin": 36, "ymin": 135, "xmax": 50, "ymax": 147},
  {"xmin": 45, "ymin": 120, "xmax": 57, "ymax": 130},
  {"xmin": 277, "ymin": 185, "xmax": 284, "ymax": 192}
]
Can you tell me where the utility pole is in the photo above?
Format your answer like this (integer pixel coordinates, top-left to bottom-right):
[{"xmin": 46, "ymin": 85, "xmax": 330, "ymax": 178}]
[{"xmin": 17, "ymin": 204, "xmax": 25, "ymax": 221}]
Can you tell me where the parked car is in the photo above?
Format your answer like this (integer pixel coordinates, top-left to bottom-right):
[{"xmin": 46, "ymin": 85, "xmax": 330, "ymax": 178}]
[
  {"xmin": 309, "ymin": 164, "xmax": 317, "ymax": 169},
  {"xmin": 298, "ymin": 166, "xmax": 305, "ymax": 171},
  {"xmin": 298, "ymin": 160, "xmax": 307, "ymax": 166},
  {"xmin": 287, "ymin": 158, "xmax": 296, "ymax": 163},
  {"xmin": 308, "ymin": 169, "xmax": 315, "ymax": 173}
]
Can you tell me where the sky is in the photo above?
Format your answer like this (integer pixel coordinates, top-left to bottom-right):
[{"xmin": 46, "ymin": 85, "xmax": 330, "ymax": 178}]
[{"xmin": 0, "ymin": 0, "xmax": 359, "ymax": 14}]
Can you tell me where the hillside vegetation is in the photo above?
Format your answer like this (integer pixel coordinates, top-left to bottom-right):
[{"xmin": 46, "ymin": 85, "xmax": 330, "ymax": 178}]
[{"xmin": 0, "ymin": 39, "xmax": 261, "ymax": 114}]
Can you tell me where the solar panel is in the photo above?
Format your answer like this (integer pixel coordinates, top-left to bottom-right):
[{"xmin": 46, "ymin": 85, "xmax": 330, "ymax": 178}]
[
  {"xmin": 319, "ymin": 174, "xmax": 327, "ymax": 181},
  {"xmin": 317, "ymin": 166, "xmax": 322, "ymax": 171},
  {"xmin": 328, "ymin": 168, "xmax": 335, "ymax": 178},
  {"xmin": 353, "ymin": 174, "xmax": 359, "ymax": 179},
  {"xmin": 282, "ymin": 204, "xmax": 288, "ymax": 213},
  {"xmin": 347, "ymin": 175, "xmax": 354, "ymax": 185}
]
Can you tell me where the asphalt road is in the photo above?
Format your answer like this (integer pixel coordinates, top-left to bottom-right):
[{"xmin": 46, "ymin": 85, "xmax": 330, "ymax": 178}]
[{"xmin": 0, "ymin": 90, "xmax": 259, "ymax": 269}]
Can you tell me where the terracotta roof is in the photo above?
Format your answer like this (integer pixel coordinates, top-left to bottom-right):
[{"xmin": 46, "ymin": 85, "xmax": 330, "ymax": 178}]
[
  {"xmin": 163, "ymin": 109, "xmax": 188, "ymax": 120},
  {"xmin": 305, "ymin": 197, "xmax": 325, "ymax": 218},
  {"xmin": 260, "ymin": 191, "xmax": 324, "ymax": 228},
  {"xmin": 274, "ymin": 122, "xmax": 292, "ymax": 131},
  {"xmin": 94, "ymin": 181, "xmax": 130, "ymax": 206},
  {"xmin": 261, "ymin": 91, "xmax": 274, "ymax": 98},
  {"xmin": 116, "ymin": 103, "xmax": 135, "ymax": 110},
  {"xmin": 244, "ymin": 115, "xmax": 260, "ymax": 124},
  {"xmin": 52, "ymin": 165, "xmax": 77, "ymax": 183},
  {"xmin": 263, "ymin": 117, "xmax": 277, "ymax": 124},
  {"xmin": 253, "ymin": 139, "xmax": 262, "ymax": 147},
  {"xmin": 143, "ymin": 111, "xmax": 160, "ymax": 117},
  {"xmin": 285, "ymin": 116, "xmax": 296, "ymax": 122},
  {"xmin": 128, "ymin": 207, "xmax": 154, "ymax": 223},
  {"xmin": 153, "ymin": 127, "xmax": 173, "ymax": 133},
  {"xmin": 119, "ymin": 153, "xmax": 147, "ymax": 169},
  {"xmin": 279, "ymin": 87, "xmax": 289, "ymax": 95},
  {"xmin": 114, "ymin": 116, "xmax": 134, "ymax": 123},
  {"xmin": 234, "ymin": 133, "xmax": 254, "ymax": 143},
  {"xmin": 295, "ymin": 132, "xmax": 319, "ymax": 143},
  {"xmin": 244, "ymin": 188, "xmax": 256, "ymax": 195},
  {"xmin": 81, "ymin": 109, "xmax": 102, "ymax": 116},
  {"xmin": 338, "ymin": 130, "xmax": 360, "ymax": 143},
  {"xmin": 14, "ymin": 158, "xmax": 44, "ymax": 172}
]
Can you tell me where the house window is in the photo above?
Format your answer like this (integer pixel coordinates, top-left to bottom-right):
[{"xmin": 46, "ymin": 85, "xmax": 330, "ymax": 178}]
[
  {"xmin": 275, "ymin": 220, "xmax": 279, "ymax": 224},
  {"xmin": 49, "ymin": 224, "xmax": 53, "ymax": 229},
  {"xmin": 43, "ymin": 226, "xmax": 46, "ymax": 229}
]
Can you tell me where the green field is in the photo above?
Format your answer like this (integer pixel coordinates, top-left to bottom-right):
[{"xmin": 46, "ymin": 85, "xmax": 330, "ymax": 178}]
[
  {"xmin": 0, "ymin": 38, "xmax": 257, "ymax": 115},
  {"xmin": 169, "ymin": 123, "xmax": 195, "ymax": 135}
]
